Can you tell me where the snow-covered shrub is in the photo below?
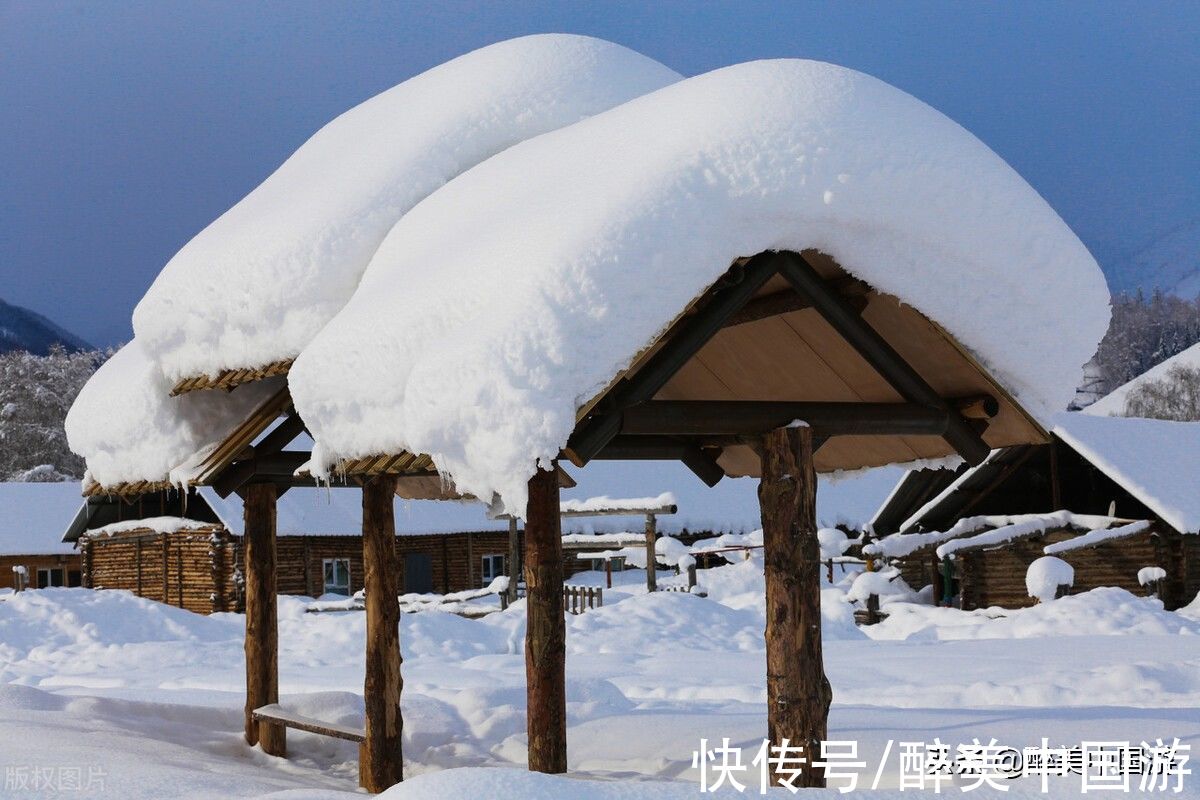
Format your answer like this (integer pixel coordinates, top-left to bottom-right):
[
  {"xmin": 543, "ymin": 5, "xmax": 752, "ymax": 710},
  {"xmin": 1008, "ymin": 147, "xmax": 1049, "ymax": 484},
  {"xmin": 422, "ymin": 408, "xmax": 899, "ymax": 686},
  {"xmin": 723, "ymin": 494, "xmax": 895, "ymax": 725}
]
[
  {"xmin": 1026, "ymin": 556, "xmax": 1074, "ymax": 603},
  {"xmin": 846, "ymin": 567, "xmax": 916, "ymax": 605},
  {"xmin": 1124, "ymin": 364, "xmax": 1200, "ymax": 421}
]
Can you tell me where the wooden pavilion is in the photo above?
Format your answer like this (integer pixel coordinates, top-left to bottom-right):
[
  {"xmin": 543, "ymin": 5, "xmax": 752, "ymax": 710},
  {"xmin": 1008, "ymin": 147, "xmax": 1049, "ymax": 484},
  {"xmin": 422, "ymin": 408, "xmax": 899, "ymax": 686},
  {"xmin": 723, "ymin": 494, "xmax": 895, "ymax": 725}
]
[{"xmin": 90, "ymin": 248, "xmax": 1050, "ymax": 791}]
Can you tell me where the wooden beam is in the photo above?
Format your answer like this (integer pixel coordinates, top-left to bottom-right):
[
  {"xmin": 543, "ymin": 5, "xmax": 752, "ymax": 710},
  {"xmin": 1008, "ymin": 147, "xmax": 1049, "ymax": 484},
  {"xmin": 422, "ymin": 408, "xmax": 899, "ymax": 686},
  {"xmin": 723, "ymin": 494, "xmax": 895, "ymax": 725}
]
[
  {"xmin": 525, "ymin": 466, "xmax": 567, "ymax": 774},
  {"xmin": 253, "ymin": 412, "xmax": 308, "ymax": 457},
  {"xmin": 214, "ymin": 451, "xmax": 314, "ymax": 498},
  {"xmin": 591, "ymin": 436, "xmax": 726, "ymax": 486},
  {"xmin": 759, "ymin": 425, "xmax": 831, "ymax": 788},
  {"xmin": 361, "ymin": 475, "xmax": 403, "ymax": 792},
  {"xmin": 243, "ymin": 483, "xmax": 285, "ymax": 757},
  {"xmin": 567, "ymin": 252, "xmax": 783, "ymax": 464},
  {"xmin": 777, "ymin": 252, "xmax": 991, "ymax": 465},
  {"xmin": 723, "ymin": 281, "xmax": 869, "ymax": 328},
  {"xmin": 621, "ymin": 401, "xmax": 952, "ymax": 437}
]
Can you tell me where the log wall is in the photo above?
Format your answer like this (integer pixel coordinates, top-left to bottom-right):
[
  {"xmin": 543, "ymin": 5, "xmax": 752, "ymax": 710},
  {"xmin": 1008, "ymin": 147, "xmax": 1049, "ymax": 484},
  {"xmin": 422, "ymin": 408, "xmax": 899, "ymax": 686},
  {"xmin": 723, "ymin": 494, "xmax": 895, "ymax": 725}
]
[
  {"xmin": 895, "ymin": 526, "xmax": 1192, "ymax": 611},
  {"xmin": 82, "ymin": 527, "xmax": 239, "ymax": 614},
  {"xmin": 1, "ymin": 553, "xmax": 82, "ymax": 590},
  {"xmin": 81, "ymin": 524, "xmax": 751, "ymax": 614},
  {"xmin": 957, "ymin": 527, "xmax": 1177, "ymax": 610}
]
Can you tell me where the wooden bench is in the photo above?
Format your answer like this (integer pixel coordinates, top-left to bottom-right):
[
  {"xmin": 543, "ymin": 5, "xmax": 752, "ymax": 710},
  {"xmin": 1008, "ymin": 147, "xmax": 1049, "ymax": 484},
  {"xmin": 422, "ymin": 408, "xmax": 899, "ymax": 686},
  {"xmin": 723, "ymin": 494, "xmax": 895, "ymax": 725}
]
[
  {"xmin": 252, "ymin": 703, "xmax": 365, "ymax": 743},
  {"xmin": 252, "ymin": 704, "xmax": 372, "ymax": 786}
]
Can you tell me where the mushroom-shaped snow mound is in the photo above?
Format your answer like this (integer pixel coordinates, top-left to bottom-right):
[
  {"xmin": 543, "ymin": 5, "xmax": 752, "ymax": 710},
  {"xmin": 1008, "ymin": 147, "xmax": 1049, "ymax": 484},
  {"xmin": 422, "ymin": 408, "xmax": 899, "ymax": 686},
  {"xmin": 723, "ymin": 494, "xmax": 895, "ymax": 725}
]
[
  {"xmin": 131, "ymin": 34, "xmax": 681, "ymax": 383},
  {"xmin": 289, "ymin": 58, "xmax": 1110, "ymax": 513},
  {"xmin": 65, "ymin": 341, "xmax": 281, "ymax": 489}
]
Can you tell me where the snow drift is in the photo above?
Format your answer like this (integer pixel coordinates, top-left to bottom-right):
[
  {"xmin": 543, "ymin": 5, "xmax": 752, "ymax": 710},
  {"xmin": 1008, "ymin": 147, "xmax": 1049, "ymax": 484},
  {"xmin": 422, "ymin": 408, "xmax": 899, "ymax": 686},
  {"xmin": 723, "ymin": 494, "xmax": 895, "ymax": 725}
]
[
  {"xmin": 290, "ymin": 58, "xmax": 1110, "ymax": 514},
  {"xmin": 131, "ymin": 34, "xmax": 680, "ymax": 382}
]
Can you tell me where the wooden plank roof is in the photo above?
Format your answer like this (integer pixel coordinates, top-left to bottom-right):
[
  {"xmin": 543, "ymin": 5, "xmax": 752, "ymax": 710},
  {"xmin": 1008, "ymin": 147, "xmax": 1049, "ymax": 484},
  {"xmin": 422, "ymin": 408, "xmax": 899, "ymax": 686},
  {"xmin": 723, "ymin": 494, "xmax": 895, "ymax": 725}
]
[{"xmin": 169, "ymin": 358, "xmax": 294, "ymax": 397}]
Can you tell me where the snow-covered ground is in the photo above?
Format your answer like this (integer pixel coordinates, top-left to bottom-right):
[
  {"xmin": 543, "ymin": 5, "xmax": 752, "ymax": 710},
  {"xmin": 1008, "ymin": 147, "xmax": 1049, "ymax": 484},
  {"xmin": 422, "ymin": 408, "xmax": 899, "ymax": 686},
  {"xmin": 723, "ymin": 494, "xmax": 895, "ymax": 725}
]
[{"xmin": 1, "ymin": 561, "xmax": 1197, "ymax": 799}]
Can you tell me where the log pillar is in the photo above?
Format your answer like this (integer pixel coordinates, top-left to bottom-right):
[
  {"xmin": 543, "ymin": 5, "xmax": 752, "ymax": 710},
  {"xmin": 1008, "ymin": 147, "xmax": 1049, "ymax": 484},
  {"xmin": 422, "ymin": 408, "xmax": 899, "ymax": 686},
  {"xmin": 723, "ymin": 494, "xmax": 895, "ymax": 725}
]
[
  {"xmin": 759, "ymin": 425, "xmax": 832, "ymax": 788},
  {"xmin": 361, "ymin": 474, "xmax": 404, "ymax": 792},
  {"xmin": 243, "ymin": 482, "xmax": 285, "ymax": 757},
  {"xmin": 507, "ymin": 517, "xmax": 520, "ymax": 604},
  {"xmin": 644, "ymin": 513, "xmax": 658, "ymax": 592},
  {"xmin": 525, "ymin": 465, "xmax": 567, "ymax": 774}
]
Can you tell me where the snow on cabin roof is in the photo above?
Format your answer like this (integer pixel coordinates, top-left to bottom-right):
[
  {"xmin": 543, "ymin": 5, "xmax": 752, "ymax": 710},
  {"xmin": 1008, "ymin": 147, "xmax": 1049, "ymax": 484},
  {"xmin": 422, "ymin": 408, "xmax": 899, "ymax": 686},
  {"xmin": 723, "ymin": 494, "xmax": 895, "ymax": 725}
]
[
  {"xmin": 64, "ymin": 340, "xmax": 283, "ymax": 490},
  {"xmin": 864, "ymin": 511, "xmax": 1139, "ymax": 560},
  {"xmin": 289, "ymin": 58, "xmax": 1108, "ymax": 514},
  {"xmin": 1052, "ymin": 412, "xmax": 1200, "ymax": 534},
  {"xmin": 83, "ymin": 517, "xmax": 221, "ymax": 539},
  {"xmin": 885, "ymin": 412, "xmax": 1200, "ymax": 537},
  {"xmin": 0, "ymin": 482, "xmax": 85, "ymax": 556},
  {"xmin": 1083, "ymin": 341, "xmax": 1200, "ymax": 418},
  {"xmin": 129, "ymin": 35, "xmax": 680, "ymax": 384}
]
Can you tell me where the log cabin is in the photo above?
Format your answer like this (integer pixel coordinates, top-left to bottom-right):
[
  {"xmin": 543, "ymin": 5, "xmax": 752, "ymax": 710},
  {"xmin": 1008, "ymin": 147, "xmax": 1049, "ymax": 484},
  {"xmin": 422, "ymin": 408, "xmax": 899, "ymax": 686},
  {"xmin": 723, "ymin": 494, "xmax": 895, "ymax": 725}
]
[
  {"xmin": 1, "ymin": 482, "xmax": 85, "ymax": 591},
  {"xmin": 867, "ymin": 412, "xmax": 1200, "ymax": 610}
]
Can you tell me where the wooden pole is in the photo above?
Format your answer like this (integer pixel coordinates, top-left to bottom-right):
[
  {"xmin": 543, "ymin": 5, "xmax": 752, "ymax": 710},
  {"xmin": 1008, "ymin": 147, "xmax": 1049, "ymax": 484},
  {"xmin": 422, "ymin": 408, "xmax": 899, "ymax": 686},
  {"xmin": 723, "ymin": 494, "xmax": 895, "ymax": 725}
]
[
  {"xmin": 243, "ymin": 482, "xmax": 285, "ymax": 757},
  {"xmin": 759, "ymin": 425, "xmax": 831, "ymax": 788},
  {"xmin": 361, "ymin": 475, "xmax": 403, "ymax": 792},
  {"xmin": 525, "ymin": 465, "xmax": 567, "ymax": 774},
  {"xmin": 1049, "ymin": 439, "xmax": 1062, "ymax": 511},
  {"xmin": 507, "ymin": 517, "xmax": 520, "ymax": 604},
  {"xmin": 644, "ymin": 513, "xmax": 658, "ymax": 592}
]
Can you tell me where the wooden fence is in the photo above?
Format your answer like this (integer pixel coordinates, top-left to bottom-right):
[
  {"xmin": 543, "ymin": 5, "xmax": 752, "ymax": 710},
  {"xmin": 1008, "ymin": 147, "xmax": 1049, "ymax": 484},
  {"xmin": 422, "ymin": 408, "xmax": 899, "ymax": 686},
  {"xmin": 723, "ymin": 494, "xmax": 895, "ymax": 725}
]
[{"xmin": 564, "ymin": 584, "xmax": 603, "ymax": 614}]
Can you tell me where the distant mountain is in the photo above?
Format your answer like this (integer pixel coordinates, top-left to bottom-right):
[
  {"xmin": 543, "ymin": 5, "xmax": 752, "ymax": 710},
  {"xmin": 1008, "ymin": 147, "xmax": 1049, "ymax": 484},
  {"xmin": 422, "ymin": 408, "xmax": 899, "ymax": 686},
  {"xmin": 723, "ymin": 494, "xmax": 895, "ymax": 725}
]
[
  {"xmin": 1107, "ymin": 217, "xmax": 1200, "ymax": 299},
  {"xmin": 0, "ymin": 298, "xmax": 92, "ymax": 354}
]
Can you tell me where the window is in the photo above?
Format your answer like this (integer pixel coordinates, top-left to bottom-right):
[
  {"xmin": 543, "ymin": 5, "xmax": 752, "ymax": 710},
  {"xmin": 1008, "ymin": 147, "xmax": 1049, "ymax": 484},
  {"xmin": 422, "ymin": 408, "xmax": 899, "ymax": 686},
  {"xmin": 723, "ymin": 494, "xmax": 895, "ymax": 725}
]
[
  {"xmin": 67, "ymin": 570, "xmax": 82, "ymax": 588},
  {"xmin": 322, "ymin": 558, "xmax": 351, "ymax": 596},
  {"xmin": 481, "ymin": 554, "xmax": 506, "ymax": 585},
  {"xmin": 37, "ymin": 567, "xmax": 65, "ymax": 589}
]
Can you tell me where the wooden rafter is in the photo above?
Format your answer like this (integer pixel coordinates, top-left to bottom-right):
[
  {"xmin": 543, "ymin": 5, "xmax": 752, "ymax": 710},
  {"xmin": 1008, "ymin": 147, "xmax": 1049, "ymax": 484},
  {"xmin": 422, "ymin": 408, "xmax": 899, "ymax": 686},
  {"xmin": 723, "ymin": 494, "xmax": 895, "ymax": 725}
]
[
  {"xmin": 169, "ymin": 358, "xmax": 294, "ymax": 397},
  {"xmin": 567, "ymin": 251, "xmax": 784, "ymax": 466},
  {"xmin": 776, "ymin": 251, "xmax": 991, "ymax": 465}
]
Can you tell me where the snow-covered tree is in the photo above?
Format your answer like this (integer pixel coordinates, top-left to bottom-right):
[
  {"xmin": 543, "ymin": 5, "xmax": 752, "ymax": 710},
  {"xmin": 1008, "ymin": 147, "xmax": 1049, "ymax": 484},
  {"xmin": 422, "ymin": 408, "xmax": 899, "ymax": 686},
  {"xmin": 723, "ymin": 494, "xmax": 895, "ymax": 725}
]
[
  {"xmin": 1081, "ymin": 290, "xmax": 1200, "ymax": 404},
  {"xmin": 1123, "ymin": 364, "xmax": 1200, "ymax": 421},
  {"xmin": 0, "ymin": 347, "xmax": 108, "ymax": 481}
]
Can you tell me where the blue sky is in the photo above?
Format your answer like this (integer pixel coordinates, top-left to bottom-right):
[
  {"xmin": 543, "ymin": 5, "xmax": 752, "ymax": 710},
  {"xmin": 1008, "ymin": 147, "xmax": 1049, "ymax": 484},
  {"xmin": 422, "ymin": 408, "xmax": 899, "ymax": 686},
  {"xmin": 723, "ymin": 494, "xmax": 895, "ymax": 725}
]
[{"xmin": 3, "ymin": 1, "xmax": 1198, "ymax": 346}]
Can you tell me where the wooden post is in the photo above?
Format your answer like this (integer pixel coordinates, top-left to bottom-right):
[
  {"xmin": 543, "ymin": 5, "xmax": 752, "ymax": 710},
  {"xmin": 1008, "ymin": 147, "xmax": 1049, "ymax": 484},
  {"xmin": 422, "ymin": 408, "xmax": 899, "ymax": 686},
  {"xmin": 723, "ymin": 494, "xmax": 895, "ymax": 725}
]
[
  {"xmin": 361, "ymin": 475, "xmax": 403, "ymax": 792},
  {"xmin": 644, "ymin": 513, "xmax": 657, "ymax": 592},
  {"xmin": 507, "ymin": 517, "xmax": 520, "ymax": 605},
  {"xmin": 161, "ymin": 534, "xmax": 169, "ymax": 604},
  {"xmin": 759, "ymin": 425, "xmax": 831, "ymax": 788},
  {"xmin": 1049, "ymin": 439, "xmax": 1062, "ymax": 511},
  {"xmin": 243, "ymin": 482, "xmax": 285, "ymax": 757},
  {"xmin": 525, "ymin": 465, "xmax": 567, "ymax": 774}
]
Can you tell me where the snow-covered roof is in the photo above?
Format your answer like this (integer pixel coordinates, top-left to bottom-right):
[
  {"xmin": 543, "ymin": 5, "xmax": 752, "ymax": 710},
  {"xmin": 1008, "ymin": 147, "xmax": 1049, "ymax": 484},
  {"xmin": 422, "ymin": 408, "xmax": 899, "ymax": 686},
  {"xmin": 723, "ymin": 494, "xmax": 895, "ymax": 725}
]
[
  {"xmin": 83, "ymin": 516, "xmax": 220, "ymax": 539},
  {"xmin": 130, "ymin": 35, "xmax": 680, "ymax": 384},
  {"xmin": 289, "ymin": 58, "xmax": 1108, "ymax": 514},
  {"xmin": 864, "ymin": 511, "xmax": 1142, "ymax": 560},
  {"xmin": 0, "ymin": 482, "xmax": 84, "ymax": 556},
  {"xmin": 1083, "ymin": 341, "xmax": 1200, "ymax": 418},
  {"xmin": 64, "ymin": 340, "xmax": 283, "ymax": 490},
  {"xmin": 1052, "ymin": 412, "xmax": 1200, "ymax": 534}
]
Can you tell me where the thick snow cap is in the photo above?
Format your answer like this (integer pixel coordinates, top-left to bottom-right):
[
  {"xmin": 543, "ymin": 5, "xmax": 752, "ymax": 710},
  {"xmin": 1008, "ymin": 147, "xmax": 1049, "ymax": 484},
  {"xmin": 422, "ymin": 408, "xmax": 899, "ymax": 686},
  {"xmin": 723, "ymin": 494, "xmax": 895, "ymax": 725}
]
[
  {"xmin": 289, "ymin": 58, "xmax": 1110, "ymax": 514},
  {"xmin": 65, "ymin": 341, "xmax": 281, "ymax": 489},
  {"xmin": 131, "ymin": 35, "xmax": 681, "ymax": 383}
]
